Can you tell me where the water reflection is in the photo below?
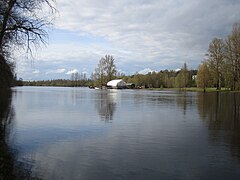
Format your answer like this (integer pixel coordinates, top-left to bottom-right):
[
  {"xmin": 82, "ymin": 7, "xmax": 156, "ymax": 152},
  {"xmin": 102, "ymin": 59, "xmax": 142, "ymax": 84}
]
[
  {"xmin": 175, "ymin": 92, "xmax": 196, "ymax": 115},
  {"xmin": 131, "ymin": 90, "xmax": 196, "ymax": 116},
  {"xmin": 197, "ymin": 92, "xmax": 240, "ymax": 159},
  {"xmin": 2, "ymin": 88, "xmax": 240, "ymax": 179},
  {"xmin": 95, "ymin": 90, "xmax": 117, "ymax": 122},
  {"xmin": 0, "ymin": 89, "xmax": 18, "ymax": 179},
  {"xmin": 197, "ymin": 92, "xmax": 240, "ymax": 129},
  {"xmin": 0, "ymin": 89, "xmax": 16, "ymax": 179},
  {"xmin": 0, "ymin": 89, "xmax": 38, "ymax": 179}
]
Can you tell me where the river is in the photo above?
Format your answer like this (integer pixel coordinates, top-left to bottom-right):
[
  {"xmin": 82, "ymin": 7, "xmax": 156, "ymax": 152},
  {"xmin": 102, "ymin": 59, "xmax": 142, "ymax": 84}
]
[{"xmin": 0, "ymin": 86, "xmax": 240, "ymax": 179}]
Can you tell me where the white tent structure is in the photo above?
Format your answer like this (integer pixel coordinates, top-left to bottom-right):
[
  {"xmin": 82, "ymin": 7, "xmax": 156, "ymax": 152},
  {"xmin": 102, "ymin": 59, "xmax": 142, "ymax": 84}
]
[{"xmin": 107, "ymin": 79, "xmax": 126, "ymax": 89}]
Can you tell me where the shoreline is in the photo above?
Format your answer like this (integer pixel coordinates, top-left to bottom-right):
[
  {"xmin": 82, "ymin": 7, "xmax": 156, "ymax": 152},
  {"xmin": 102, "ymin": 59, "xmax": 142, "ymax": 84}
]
[
  {"xmin": 147, "ymin": 87, "xmax": 240, "ymax": 92},
  {"xmin": 13, "ymin": 85, "xmax": 240, "ymax": 92}
]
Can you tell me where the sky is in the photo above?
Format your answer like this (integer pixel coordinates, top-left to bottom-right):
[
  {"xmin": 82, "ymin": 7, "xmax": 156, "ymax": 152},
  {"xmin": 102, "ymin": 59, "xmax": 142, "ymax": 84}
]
[{"xmin": 16, "ymin": 0, "xmax": 240, "ymax": 80}]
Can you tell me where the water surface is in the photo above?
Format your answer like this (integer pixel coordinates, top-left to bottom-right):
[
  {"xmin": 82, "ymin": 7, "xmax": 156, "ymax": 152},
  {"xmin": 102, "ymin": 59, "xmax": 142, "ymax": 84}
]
[{"xmin": 1, "ymin": 87, "xmax": 240, "ymax": 179}]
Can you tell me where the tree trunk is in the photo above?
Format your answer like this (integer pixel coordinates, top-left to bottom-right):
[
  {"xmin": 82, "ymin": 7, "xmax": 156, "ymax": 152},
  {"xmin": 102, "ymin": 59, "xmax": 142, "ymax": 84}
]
[{"xmin": 0, "ymin": 0, "xmax": 17, "ymax": 50}]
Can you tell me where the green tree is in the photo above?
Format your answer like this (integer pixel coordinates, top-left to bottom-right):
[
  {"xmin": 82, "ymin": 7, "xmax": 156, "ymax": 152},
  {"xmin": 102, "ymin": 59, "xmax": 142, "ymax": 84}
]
[
  {"xmin": 225, "ymin": 23, "xmax": 240, "ymax": 90},
  {"xmin": 174, "ymin": 63, "xmax": 190, "ymax": 89},
  {"xmin": 197, "ymin": 62, "xmax": 210, "ymax": 92},
  {"xmin": 182, "ymin": 63, "xmax": 190, "ymax": 88},
  {"xmin": 175, "ymin": 72, "xmax": 185, "ymax": 89},
  {"xmin": 207, "ymin": 38, "xmax": 225, "ymax": 90}
]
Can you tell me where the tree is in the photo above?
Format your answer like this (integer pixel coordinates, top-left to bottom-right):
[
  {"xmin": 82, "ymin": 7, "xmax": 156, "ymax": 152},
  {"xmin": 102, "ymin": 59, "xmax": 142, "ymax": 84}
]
[
  {"xmin": 207, "ymin": 38, "xmax": 225, "ymax": 90},
  {"xmin": 0, "ymin": 0, "xmax": 55, "ymax": 54},
  {"xmin": 93, "ymin": 55, "xmax": 117, "ymax": 87},
  {"xmin": 225, "ymin": 23, "xmax": 240, "ymax": 90},
  {"xmin": 0, "ymin": 0, "xmax": 55, "ymax": 87},
  {"xmin": 104, "ymin": 55, "xmax": 117, "ymax": 82},
  {"xmin": 0, "ymin": 54, "xmax": 15, "ymax": 87},
  {"xmin": 175, "ymin": 63, "xmax": 190, "ymax": 89},
  {"xmin": 175, "ymin": 72, "xmax": 185, "ymax": 89},
  {"xmin": 182, "ymin": 63, "xmax": 190, "ymax": 88},
  {"xmin": 94, "ymin": 57, "xmax": 106, "ymax": 87},
  {"xmin": 197, "ymin": 62, "xmax": 210, "ymax": 92}
]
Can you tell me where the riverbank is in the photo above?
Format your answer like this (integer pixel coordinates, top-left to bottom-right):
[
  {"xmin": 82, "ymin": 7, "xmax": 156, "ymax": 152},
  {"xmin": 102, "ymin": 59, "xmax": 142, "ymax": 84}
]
[
  {"xmin": 17, "ymin": 85, "xmax": 240, "ymax": 92},
  {"xmin": 147, "ymin": 87, "xmax": 239, "ymax": 92}
]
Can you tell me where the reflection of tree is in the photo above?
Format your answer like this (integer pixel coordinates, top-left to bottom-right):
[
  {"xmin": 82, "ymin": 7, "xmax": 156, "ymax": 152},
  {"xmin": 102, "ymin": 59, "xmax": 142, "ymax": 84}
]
[
  {"xmin": 197, "ymin": 92, "xmax": 240, "ymax": 128},
  {"xmin": 0, "ymin": 89, "xmax": 15, "ymax": 179},
  {"xmin": 197, "ymin": 92, "xmax": 240, "ymax": 158},
  {"xmin": 174, "ymin": 91, "xmax": 196, "ymax": 115},
  {"xmin": 95, "ymin": 90, "xmax": 117, "ymax": 122},
  {"xmin": 0, "ymin": 89, "xmax": 31, "ymax": 179},
  {"xmin": 176, "ymin": 92, "xmax": 188, "ymax": 115}
]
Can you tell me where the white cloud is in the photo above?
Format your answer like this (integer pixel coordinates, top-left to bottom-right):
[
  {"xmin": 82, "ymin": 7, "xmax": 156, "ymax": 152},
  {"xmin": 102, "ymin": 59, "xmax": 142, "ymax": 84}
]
[
  {"xmin": 46, "ymin": 68, "xmax": 66, "ymax": 74},
  {"xmin": 54, "ymin": 0, "xmax": 240, "ymax": 66},
  {"xmin": 16, "ymin": 0, "xmax": 240, "ymax": 80},
  {"xmin": 56, "ymin": 68, "xmax": 66, "ymax": 73},
  {"xmin": 32, "ymin": 70, "xmax": 40, "ymax": 74},
  {"xmin": 138, "ymin": 68, "xmax": 155, "ymax": 75},
  {"xmin": 66, "ymin": 69, "xmax": 78, "ymax": 75}
]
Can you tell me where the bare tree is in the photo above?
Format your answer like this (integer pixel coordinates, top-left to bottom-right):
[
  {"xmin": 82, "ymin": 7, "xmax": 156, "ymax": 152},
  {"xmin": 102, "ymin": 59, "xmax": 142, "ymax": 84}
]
[
  {"xmin": 93, "ymin": 55, "xmax": 117, "ymax": 87},
  {"xmin": 103, "ymin": 55, "xmax": 116, "ymax": 82},
  {"xmin": 94, "ymin": 57, "xmax": 106, "ymax": 87},
  {"xmin": 0, "ymin": 0, "xmax": 55, "ymax": 87},
  {"xmin": 0, "ymin": 0, "xmax": 55, "ymax": 55}
]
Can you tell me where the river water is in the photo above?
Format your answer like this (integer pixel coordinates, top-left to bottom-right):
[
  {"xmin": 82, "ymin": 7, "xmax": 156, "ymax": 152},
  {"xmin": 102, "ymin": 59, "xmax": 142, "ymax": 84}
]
[{"xmin": 1, "ymin": 86, "xmax": 240, "ymax": 179}]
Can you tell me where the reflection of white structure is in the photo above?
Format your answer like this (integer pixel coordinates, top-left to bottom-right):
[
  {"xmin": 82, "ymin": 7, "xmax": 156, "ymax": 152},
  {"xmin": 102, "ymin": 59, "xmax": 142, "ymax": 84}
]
[{"xmin": 107, "ymin": 79, "xmax": 126, "ymax": 89}]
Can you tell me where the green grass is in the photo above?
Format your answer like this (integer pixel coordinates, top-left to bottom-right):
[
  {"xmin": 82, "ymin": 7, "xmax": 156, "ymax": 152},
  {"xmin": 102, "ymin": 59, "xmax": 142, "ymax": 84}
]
[{"xmin": 147, "ymin": 87, "xmax": 238, "ymax": 92}]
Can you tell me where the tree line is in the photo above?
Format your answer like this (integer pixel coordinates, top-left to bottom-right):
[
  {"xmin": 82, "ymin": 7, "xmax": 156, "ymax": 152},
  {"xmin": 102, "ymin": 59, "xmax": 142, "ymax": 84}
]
[
  {"xmin": 24, "ymin": 78, "xmax": 91, "ymax": 87},
  {"xmin": 122, "ymin": 64, "xmax": 197, "ymax": 89},
  {"xmin": 24, "ymin": 20, "xmax": 240, "ymax": 91},
  {"xmin": 1, "ymin": 2, "xmax": 239, "ymax": 92},
  {"xmin": 85, "ymin": 23, "xmax": 240, "ymax": 91},
  {"xmin": 197, "ymin": 23, "xmax": 240, "ymax": 91},
  {"xmin": 23, "ymin": 61, "xmax": 198, "ymax": 89},
  {"xmin": 89, "ymin": 55, "xmax": 197, "ymax": 89}
]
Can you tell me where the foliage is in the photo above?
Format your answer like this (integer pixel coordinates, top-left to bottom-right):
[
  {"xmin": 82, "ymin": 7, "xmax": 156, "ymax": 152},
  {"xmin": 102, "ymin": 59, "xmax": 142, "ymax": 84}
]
[
  {"xmin": 200, "ymin": 23, "xmax": 240, "ymax": 91},
  {"xmin": 206, "ymin": 38, "xmax": 225, "ymax": 90},
  {"xmin": 124, "ymin": 67, "xmax": 196, "ymax": 89},
  {"xmin": 197, "ymin": 62, "xmax": 210, "ymax": 91},
  {"xmin": 224, "ymin": 23, "xmax": 240, "ymax": 90},
  {"xmin": 175, "ymin": 63, "xmax": 191, "ymax": 89},
  {"xmin": 23, "ymin": 78, "xmax": 92, "ymax": 87}
]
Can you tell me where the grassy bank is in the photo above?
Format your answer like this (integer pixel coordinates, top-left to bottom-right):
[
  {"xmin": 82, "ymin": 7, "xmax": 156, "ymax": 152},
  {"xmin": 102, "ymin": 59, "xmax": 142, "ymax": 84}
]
[{"xmin": 147, "ymin": 87, "xmax": 238, "ymax": 92}]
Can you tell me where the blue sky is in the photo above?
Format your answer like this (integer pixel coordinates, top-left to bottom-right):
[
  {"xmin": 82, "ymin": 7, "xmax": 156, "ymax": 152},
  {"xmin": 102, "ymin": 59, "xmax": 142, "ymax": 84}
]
[{"xmin": 16, "ymin": 0, "xmax": 240, "ymax": 80}]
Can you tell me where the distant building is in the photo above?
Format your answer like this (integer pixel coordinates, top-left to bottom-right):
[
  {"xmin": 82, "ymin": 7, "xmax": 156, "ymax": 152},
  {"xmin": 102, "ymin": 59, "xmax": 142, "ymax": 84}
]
[
  {"xmin": 107, "ymin": 79, "xmax": 126, "ymax": 89},
  {"xmin": 126, "ymin": 83, "xmax": 135, "ymax": 89},
  {"xmin": 192, "ymin": 75, "xmax": 197, "ymax": 80}
]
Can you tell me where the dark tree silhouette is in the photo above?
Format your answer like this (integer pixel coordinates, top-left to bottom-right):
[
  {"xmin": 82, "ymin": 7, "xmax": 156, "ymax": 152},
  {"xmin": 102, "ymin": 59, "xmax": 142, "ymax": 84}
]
[{"xmin": 0, "ymin": 0, "xmax": 55, "ymax": 87}]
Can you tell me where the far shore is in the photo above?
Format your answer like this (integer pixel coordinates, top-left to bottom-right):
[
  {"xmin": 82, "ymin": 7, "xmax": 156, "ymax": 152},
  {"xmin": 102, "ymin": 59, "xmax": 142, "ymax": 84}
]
[
  {"xmin": 147, "ymin": 87, "xmax": 240, "ymax": 92},
  {"xmin": 14, "ymin": 85, "xmax": 240, "ymax": 92}
]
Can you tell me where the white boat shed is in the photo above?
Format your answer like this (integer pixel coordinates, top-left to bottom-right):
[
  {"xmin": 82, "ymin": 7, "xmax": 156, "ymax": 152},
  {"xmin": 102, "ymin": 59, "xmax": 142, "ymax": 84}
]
[{"xmin": 107, "ymin": 79, "xmax": 126, "ymax": 89}]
